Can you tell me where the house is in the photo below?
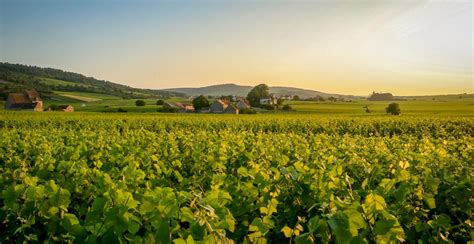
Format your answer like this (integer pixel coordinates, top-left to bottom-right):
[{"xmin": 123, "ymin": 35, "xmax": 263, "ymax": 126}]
[
  {"xmin": 259, "ymin": 95, "xmax": 278, "ymax": 105},
  {"xmin": 200, "ymin": 107, "xmax": 211, "ymax": 113},
  {"xmin": 224, "ymin": 104, "xmax": 239, "ymax": 114},
  {"xmin": 236, "ymin": 99, "xmax": 251, "ymax": 110},
  {"xmin": 48, "ymin": 105, "xmax": 74, "ymax": 112},
  {"xmin": 210, "ymin": 99, "xmax": 239, "ymax": 114},
  {"xmin": 210, "ymin": 99, "xmax": 229, "ymax": 113},
  {"xmin": 164, "ymin": 102, "xmax": 195, "ymax": 113},
  {"xmin": 5, "ymin": 90, "xmax": 43, "ymax": 111},
  {"xmin": 279, "ymin": 95, "xmax": 294, "ymax": 100}
]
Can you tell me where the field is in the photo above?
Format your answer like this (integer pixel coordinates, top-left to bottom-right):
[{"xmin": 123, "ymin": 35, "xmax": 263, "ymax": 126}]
[
  {"xmin": 36, "ymin": 78, "xmax": 95, "ymax": 88},
  {"xmin": 0, "ymin": 112, "xmax": 472, "ymax": 243},
  {"xmin": 8, "ymin": 91, "xmax": 471, "ymax": 116}
]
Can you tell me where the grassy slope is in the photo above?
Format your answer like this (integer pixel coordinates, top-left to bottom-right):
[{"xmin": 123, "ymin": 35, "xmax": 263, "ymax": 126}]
[{"xmin": 36, "ymin": 77, "xmax": 94, "ymax": 88}]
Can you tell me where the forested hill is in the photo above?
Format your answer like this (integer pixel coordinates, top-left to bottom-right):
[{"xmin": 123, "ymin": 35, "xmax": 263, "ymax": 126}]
[{"xmin": 0, "ymin": 62, "xmax": 184, "ymax": 100}]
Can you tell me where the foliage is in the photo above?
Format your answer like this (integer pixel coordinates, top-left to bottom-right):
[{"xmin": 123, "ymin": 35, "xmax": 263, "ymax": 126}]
[
  {"xmin": 260, "ymin": 104, "xmax": 276, "ymax": 110},
  {"xmin": 386, "ymin": 103, "xmax": 401, "ymax": 115},
  {"xmin": 240, "ymin": 108, "xmax": 257, "ymax": 114},
  {"xmin": 0, "ymin": 62, "xmax": 185, "ymax": 99},
  {"xmin": 364, "ymin": 105, "xmax": 371, "ymax": 113},
  {"xmin": 247, "ymin": 84, "xmax": 270, "ymax": 107},
  {"xmin": 282, "ymin": 104, "xmax": 292, "ymax": 111},
  {"xmin": 156, "ymin": 100, "xmax": 165, "ymax": 105},
  {"xmin": 369, "ymin": 92, "xmax": 394, "ymax": 101},
  {"xmin": 277, "ymin": 98, "xmax": 284, "ymax": 106},
  {"xmin": 157, "ymin": 107, "xmax": 178, "ymax": 113},
  {"xmin": 135, "ymin": 100, "xmax": 146, "ymax": 106},
  {"xmin": 0, "ymin": 114, "xmax": 472, "ymax": 242},
  {"xmin": 293, "ymin": 95, "xmax": 300, "ymax": 101},
  {"xmin": 117, "ymin": 108, "xmax": 127, "ymax": 113},
  {"xmin": 192, "ymin": 95, "xmax": 210, "ymax": 111}
]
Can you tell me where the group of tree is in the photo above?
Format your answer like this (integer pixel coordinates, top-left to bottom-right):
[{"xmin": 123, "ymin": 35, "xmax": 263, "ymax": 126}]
[
  {"xmin": 368, "ymin": 92, "xmax": 394, "ymax": 101},
  {"xmin": 246, "ymin": 84, "xmax": 270, "ymax": 107},
  {"xmin": 386, "ymin": 103, "xmax": 401, "ymax": 115},
  {"xmin": 192, "ymin": 95, "xmax": 210, "ymax": 111},
  {"xmin": 135, "ymin": 100, "xmax": 146, "ymax": 106},
  {"xmin": 245, "ymin": 84, "xmax": 292, "ymax": 111}
]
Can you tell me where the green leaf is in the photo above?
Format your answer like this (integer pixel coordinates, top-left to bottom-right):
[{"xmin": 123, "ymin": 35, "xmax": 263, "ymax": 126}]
[
  {"xmin": 343, "ymin": 209, "xmax": 366, "ymax": 236},
  {"xmin": 173, "ymin": 238, "xmax": 187, "ymax": 244},
  {"xmin": 205, "ymin": 189, "xmax": 232, "ymax": 206},
  {"xmin": 154, "ymin": 221, "xmax": 171, "ymax": 244},
  {"xmin": 374, "ymin": 219, "xmax": 396, "ymax": 235},
  {"xmin": 128, "ymin": 221, "xmax": 140, "ymax": 235},
  {"xmin": 423, "ymin": 194, "xmax": 436, "ymax": 209},
  {"xmin": 328, "ymin": 212, "xmax": 352, "ymax": 244},
  {"xmin": 62, "ymin": 213, "xmax": 83, "ymax": 234},
  {"xmin": 295, "ymin": 233, "xmax": 312, "ymax": 244}
]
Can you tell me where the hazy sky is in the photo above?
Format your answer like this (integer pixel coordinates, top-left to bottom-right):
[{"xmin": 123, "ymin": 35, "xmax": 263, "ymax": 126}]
[{"xmin": 1, "ymin": 0, "xmax": 472, "ymax": 95}]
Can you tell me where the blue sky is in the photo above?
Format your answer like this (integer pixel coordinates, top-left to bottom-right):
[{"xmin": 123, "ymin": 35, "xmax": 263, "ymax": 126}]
[{"xmin": 1, "ymin": 0, "xmax": 472, "ymax": 95}]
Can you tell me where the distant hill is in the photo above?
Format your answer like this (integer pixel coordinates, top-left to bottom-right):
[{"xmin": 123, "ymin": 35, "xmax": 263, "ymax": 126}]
[
  {"xmin": 0, "ymin": 62, "xmax": 184, "ymax": 100},
  {"xmin": 164, "ymin": 83, "xmax": 346, "ymax": 98}
]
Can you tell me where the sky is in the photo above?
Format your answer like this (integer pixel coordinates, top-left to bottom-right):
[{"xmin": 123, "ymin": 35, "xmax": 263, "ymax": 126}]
[{"xmin": 0, "ymin": 0, "xmax": 472, "ymax": 95}]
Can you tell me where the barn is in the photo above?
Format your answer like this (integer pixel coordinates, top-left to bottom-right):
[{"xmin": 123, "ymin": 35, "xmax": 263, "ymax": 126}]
[{"xmin": 5, "ymin": 90, "xmax": 43, "ymax": 111}]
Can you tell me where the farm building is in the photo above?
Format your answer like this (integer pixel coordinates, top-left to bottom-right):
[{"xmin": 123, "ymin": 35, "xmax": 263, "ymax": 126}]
[
  {"xmin": 164, "ymin": 102, "xmax": 195, "ymax": 113},
  {"xmin": 236, "ymin": 99, "xmax": 251, "ymax": 110},
  {"xmin": 210, "ymin": 99, "xmax": 239, "ymax": 114},
  {"xmin": 48, "ymin": 105, "xmax": 74, "ymax": 112},
  {"xmin": 259, "ymin": 95, "xmax": 278, "ymax": 105},
  {"xmin": 210, "ymin": 99, "xmax": 228, "ymax": 113},
  {"xmin": 224, "ymin": 104, "xmax": 239, "ymax": 114},
  {"xmin": 5, "ymin": 90, "xmax": 43, "ymax": 111}
]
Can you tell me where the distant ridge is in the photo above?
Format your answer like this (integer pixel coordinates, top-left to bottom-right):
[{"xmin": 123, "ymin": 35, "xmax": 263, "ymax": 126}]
[{"xmin": 164, "ymin": 83, "xmax": 344, "ymax": 98}]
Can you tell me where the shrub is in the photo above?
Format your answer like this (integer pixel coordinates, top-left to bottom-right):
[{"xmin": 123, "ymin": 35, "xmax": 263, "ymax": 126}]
[
  {"xmin": 282, "ymin": 104, "xmax": 292, "ymax": 111},
  {"xmin": 117, "ymin": 108, "xmax": 127, "ymax": 113},
  {"xmin": 240, "ymin": 108, "xmax": 257, "ymax": 114},
  {"xmin": 260, "ymin": 104, "xmax": 275, "ymax": 110},
  {"xmin": 192, "ymin": 95, "xmax": 210, "ymax": 110},
  {"xmin": 156, "ymin": 100, "xmax": 165, "ymax": 105},
  {"xmin": 386, "ymin": 103, "xmax": 401, "ymax": 115},
  {"xmin": 135, "ymin": 100, "xmax": 146, "ymax": 106},
  {"xmin": 158, "ymin": 107, "xmax": 178, "ymax": 113}
]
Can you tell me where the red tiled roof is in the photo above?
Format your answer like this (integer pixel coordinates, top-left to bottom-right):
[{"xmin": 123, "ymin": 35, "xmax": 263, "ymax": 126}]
[{"xmin": 7, "ymin": 93, "xmax": 30, "ymax": 104}]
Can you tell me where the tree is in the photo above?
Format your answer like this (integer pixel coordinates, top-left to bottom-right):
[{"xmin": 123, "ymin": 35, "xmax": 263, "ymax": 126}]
[
  {"xmin": 363, "ymin": 105, "xmax": 371, "ymax": 113},
  {"xmin": 135, "ymin": 100, "xmax": 146, "ymax": 106},
  {"xmin": 156, "ymin": 99, "xmax": 165, "ymax": 105},
  {"xmin": 277, "ymin": 98, "xmax": 284, "ymax": 106},
  {"xmin": 192, "ymin": 95, "xmax": 210, "ymax": 111},
  {"xmin": 386, "ymin": 103, "xmax": 401, "ymax": 115},
  {"xmin": 293, "ymin": 95, "xmax": 300, "ymax": 101},
  {"xmin": 220, "ymin": 95, "xmax": 233, "ymax": 101},
  {"xmin": 247, "ymin": 84, "xmax": 270, "ymax": 107}
]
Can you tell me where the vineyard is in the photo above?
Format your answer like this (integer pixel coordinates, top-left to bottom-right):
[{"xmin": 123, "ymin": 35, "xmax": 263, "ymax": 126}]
[{"xmin": 0, "ymin": 113, "xmax": 473, "ymax": 243}]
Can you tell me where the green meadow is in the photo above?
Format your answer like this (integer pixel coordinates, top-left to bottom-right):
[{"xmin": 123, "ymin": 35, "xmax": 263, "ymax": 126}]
[{"xmin": 8, "ymin": 91, "xmax": 469, "ymax": 116}]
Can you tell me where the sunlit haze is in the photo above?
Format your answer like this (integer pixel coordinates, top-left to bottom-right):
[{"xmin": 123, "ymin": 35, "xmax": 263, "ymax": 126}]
[{"xmin": 1, "ymin": 0, "xmax": 472, "ymax": 95}]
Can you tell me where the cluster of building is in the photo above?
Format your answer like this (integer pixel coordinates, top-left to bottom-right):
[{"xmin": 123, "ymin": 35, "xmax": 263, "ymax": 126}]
[
  {"xmin": 164, "ymin": 99, "xmax": 251, "ymax": 114},
  {"xmin": 4, "ymin": 90, "xmax": 74, "ymax": 112}
]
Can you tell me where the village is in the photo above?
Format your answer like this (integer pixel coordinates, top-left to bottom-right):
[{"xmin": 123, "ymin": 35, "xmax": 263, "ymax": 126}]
[
  {"xmin": 3, "ymin": 89, "xmax": 294, "ymax": 114},
  {"xmin": 161, "ymin": 94, "xmax": 287, "ymax": 114}
]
